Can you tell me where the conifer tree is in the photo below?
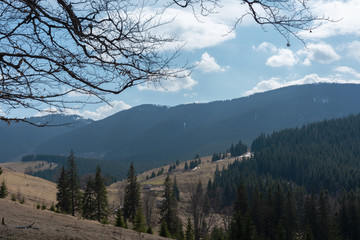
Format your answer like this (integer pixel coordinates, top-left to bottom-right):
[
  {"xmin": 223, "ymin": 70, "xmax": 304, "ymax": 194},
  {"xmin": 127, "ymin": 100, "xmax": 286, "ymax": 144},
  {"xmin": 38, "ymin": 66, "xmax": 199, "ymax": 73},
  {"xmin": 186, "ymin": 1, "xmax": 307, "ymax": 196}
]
[
  {"xmin": 0, "ymin": 180, "xmax": 8, "ymax": 198},
  {"xmin": 159, "ymin": 221, "xmax": 171, "ymax": 238},
  {"xmin": 115, "ymin": 208, "xmax": 125, "ymax": 227},
  {"xmin": 173, "ymin": 176, "xmax": 180, "ymax": 201},
  {"xmin": 185, "ymin": 218, "xmax": 195, "ymax": 240},
  {"xmin": 82, "ymin": 176, "xmax": 97, "ymax": 220},
  {"xmin": 123, "ymin": 162, "xmax": 141, "ymax": 222},
  {"xmin": 56, "ymin": 165, "xmax": 70, "ymax": 213},
  {"xmin": 94, "ymin": 165, "xmax": 109, "ymax": 222},
  {"xmin": 0, "ymin": 167, "xmax": 2, "ymax": 175},
  {"xmin": 159, "ymin": 174, "xmax": 182, "ymax": 238},
  {"xmin": 66, "ymin": 150, "xmax": 81, "ymax": 216},
  {"xmin": 133, "ymin": 207, "xmax": 147, "ymax": 232}
]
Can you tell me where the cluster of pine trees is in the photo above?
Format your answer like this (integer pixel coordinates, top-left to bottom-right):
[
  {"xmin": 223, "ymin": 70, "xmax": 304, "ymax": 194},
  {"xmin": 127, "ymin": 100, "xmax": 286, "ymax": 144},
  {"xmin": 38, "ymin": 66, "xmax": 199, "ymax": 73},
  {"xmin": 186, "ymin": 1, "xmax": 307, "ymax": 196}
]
[
  {"xmin": 205, "ymin": 114, "xmax": 360, "ymax": 239},
  {"xmin": 56, "ymin": 150, "xmax": 109, "ymax": 222}
]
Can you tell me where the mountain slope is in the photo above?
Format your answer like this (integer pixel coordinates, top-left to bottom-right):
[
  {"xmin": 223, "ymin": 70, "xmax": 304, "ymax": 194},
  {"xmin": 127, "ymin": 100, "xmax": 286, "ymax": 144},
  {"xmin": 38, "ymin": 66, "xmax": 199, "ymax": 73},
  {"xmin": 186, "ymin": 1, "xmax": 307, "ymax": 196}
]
[
  {"xmin": 0, "ymin": 114, "xmax": 93, "ymax": 162},
  {"xmin": 33, "ymin": 84, "xmax": 360, "ymax": 169}
]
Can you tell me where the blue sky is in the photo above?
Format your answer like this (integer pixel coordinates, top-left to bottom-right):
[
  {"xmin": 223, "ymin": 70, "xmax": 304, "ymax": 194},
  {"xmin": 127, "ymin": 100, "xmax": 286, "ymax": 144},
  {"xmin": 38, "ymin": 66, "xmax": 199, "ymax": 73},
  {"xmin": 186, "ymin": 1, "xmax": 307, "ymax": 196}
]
[{"xmin": 8, "ymin": 0, "xmax": 360, "ymax": 120}]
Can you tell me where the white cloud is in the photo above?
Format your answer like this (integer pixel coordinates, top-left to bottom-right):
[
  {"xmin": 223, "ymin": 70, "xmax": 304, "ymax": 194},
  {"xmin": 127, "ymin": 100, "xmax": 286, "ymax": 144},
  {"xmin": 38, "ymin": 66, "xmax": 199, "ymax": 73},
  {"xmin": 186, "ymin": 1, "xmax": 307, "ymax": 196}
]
[
  {"xmin": 35, "ymin": 100, "xmax": 131, "ymax": 121},
  {"xmin": 79, "ymin": 101, "xmax": 131, "ymax": 120},
  {"xmin": 137, "ymin": 75, "xmax": 198, "ymax": 92},
  {"xmin": 346, "ymin": 41, "xmax": 360, "ymax": 61},
  {"xmin": 298, "ymin": 43, "xmax": 340, "ymax": 65},
  {"xmin": 334, "ymin": 66, "xmax": 360, "ymax": 78},
  {"xmin": 195, "ymin": 52, "xmax": 229, "ymax": 73},
  {"xmin": 266, "ymin": 49, "xmax": 298, "ymax": 67},
  {"xmin": 301, "ymin": 0, "xmax": 360, "ymax": 39},
  {"xmin": 252, "ymin": 42, "xmax": 277, "ymax": 53},
  {"xmin": 155, "ymin": 0, "xmax": 258, "ymax": 51},
  {"xmin": 243, "ymin": 71, "xmax": 360, "ymax": 96}
]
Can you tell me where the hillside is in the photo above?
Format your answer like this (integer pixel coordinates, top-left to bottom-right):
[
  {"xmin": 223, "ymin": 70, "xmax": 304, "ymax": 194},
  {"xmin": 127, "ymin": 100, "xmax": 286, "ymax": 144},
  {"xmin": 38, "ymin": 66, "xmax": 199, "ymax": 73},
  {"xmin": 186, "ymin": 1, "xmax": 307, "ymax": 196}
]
[
  {"xmin": 0, "ymin": 199, "xmax": 169, "ymax": 240},
  {"xmin": 0, "ymin": 114, "xmax": 92, "ymax": 162},
  {"xmin": 27, "ymin": 83, "xmax": 360, "ymax": 178}
]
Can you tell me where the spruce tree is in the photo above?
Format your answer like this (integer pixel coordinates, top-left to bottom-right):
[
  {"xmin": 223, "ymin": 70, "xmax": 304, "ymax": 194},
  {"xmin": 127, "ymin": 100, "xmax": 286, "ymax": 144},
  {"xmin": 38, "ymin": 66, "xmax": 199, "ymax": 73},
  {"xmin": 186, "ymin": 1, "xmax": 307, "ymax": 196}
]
[
  {"xmin": 185, "ymin": 218, "xmax": 195, "ymax": 240},
  {"xmin": 82, "ymin": 176, "xmax": 97, "ymax": 220},
  {"xmin": 133, "ymin": 207, "xmax": 147, "ymax": 232},
  {"xmin": 66, "ymin": 150, "xmax": 81, "ymax": 216},
  {"xmin": 0, "ymin": 180, "xmax": 8, "ymax": 198},
  {"xmin": 173, "ymin": 176, "xmax": 180, "ymax": 201},
  {"xmin": 123, "ymin": 162, "xmax": 141, "ymax": 222},
  {"xmin": 56, "ymin": 165, "xmax": 70, "ymax": 213},
  {"xmin": 115, "ymin": 208, "xmax": 125, "ymax": 227},
  {"xmin": 94, "ymin": 165, "xmax": 109, "ymax": 222},
  {"xmin": 159, "ymin": 174, "xmax": 182, "ymax": 238}
]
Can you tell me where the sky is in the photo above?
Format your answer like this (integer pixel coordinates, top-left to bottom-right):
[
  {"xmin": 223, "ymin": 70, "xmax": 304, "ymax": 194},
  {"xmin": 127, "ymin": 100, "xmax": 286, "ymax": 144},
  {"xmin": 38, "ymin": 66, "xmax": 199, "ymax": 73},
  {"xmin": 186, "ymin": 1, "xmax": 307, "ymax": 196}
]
[{"xmin": 7, "ymin": 0, "xmax": 360, "ymax": 121}]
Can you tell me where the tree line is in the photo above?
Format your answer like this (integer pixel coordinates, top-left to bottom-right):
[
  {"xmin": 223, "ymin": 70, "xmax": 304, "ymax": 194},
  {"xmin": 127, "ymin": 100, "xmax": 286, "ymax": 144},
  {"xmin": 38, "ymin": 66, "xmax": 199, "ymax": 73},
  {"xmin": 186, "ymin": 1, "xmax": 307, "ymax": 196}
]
[{"xmin": 204, "ymin": 114, "xmax": 360, "ymax": 239}]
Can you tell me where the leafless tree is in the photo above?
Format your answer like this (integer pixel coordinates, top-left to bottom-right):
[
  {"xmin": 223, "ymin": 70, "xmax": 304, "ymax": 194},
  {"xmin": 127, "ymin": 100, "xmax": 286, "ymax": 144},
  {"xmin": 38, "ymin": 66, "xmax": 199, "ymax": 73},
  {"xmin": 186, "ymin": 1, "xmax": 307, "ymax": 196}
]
[
  {"xmin": 0, "ymin": 0, "xmax": 327, "ymax": 124},
  {"xmin": 171, "ymin": 0, "xmax": 329, "ymax": 45},
  {"xmin": 143, "ymin": 189, "xmax": 157, "ymax": 227},
  {"xmin": 187, "ymin": 180, "xmax": 221, "ymax": 240},
  {"xmin": 0, "ymin": 0, "xmax": 187, "ymax": 124}
]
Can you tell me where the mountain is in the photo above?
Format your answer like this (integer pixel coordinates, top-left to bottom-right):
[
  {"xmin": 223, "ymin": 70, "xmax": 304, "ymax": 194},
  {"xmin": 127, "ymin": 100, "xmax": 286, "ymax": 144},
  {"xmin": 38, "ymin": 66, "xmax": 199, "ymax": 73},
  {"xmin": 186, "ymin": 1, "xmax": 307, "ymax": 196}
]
[
  {"xmin": 28, "ymin": 83, "xmax": 360, "ymax": 176},
  {"xmin": 0, "ymin": 114, "xmax": 93, "ymax": 162}
]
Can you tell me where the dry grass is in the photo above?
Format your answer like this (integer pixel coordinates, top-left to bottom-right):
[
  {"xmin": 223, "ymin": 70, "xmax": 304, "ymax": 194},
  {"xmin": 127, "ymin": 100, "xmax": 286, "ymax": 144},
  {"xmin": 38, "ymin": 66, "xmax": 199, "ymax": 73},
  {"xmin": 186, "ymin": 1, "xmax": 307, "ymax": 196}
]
[
  {"xmin": 0, "ymin": 167, "xmax": 57, "ymax": 207},
  {"xmin": 0, "ymin": 161, "xmax": 58, "ymax": 173},
  {"xmin": 0, "ymin": 199, "xmax": 170, "ymax": 240}
]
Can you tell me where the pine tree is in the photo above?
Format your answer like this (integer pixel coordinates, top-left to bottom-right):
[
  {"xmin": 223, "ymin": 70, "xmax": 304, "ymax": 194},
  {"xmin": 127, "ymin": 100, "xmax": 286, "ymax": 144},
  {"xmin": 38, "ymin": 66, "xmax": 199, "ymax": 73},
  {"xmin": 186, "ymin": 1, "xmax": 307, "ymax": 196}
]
[
  {"xmin": 159, "ymin": 174, "xmax": 182, "ymax": 238},
  {"xmin": 0, "ymin": 180, "xmax": 8, "ymax": 198},
  {"xmin": 94, "ymin": 165, "xmax": 109, "ymax": 222},
  {"xmin": 123, "ymin": 162, "xmax": 141, "ymax": 222},
  {"xmin": 66, "ymin": 150, "xmax": 81, "ymax": 216},
  {"xmin": 56, "ymin": 166, "xmax": 70, "ymax": 213},
  {"xmin": 159, "ymin": 221, "xmax": 171, "ymax": 238},
  {"xmin": 173, "ymin": 176, "xmax": 180, "ymax": 201},
  {"xmin": 133, "ymin": 207, "xmax": 147, "ymax": 232},
  {"xmin": 185, "ymin": 218, "xmax": 195, "ymax": 240},
  {"xmin": 115, "ymin": 208, "xmax": 125, "ymax": 227},
  {"xmin": 82, "ymin": 176, "xmax": 97, "ymax": 220}
]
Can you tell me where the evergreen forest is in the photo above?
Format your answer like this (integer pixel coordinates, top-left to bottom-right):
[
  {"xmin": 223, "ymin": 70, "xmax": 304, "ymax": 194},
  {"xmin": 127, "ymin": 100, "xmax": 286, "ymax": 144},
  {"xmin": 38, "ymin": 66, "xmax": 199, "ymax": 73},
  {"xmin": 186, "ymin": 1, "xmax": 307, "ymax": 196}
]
[{"xmin": 206, "ymin": 114, "xmax": 360, "ymax": 239}]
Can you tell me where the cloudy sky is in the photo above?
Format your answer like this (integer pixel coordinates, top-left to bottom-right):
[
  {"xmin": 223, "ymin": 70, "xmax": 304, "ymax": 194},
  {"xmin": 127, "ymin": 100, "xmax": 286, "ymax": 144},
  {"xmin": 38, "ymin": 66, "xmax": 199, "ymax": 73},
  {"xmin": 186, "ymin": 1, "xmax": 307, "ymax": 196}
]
[{"xmin": 31, "ymin": 0, "xmax": 360, "ymax": 120}]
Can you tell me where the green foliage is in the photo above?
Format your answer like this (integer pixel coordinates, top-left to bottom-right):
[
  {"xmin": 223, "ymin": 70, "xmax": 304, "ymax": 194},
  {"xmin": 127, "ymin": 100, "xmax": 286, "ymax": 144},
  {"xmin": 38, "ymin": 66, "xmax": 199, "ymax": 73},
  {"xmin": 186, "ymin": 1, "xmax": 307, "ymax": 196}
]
[
  {"xmin": 133, "ymin": 207, "xmax": 147, "ymax": 233},
  {"xmin": 94, "ymin": 166, "xmax": 109, "ymax": 222},
  {"xmin": 41, "ymin": 202, "xmax": 47, "ymax": 210},
  {"xmin": 228, "ymin": 140, "xmax": 247, "ymax": 157},
  {"xmin": 123, "ymin": 163, "xmax": 141, "ymax": 223},
  {"xmin": 0, "ymin": 180, "xmax": 8, "ymax": 198},
  {"xmin": 173, "ymin": 176, "xmax": 180, "ymax": 202},
  {"xmin": 159, "ymin": 174, "xmax": 182, "ymax": 238},
  {"xmin": 147, "ymin": 226, "xmax": 153, "ymax": 234},
  {"xmin": 159, "ymin": 221, "xmax": 171, "ymax": 238},
  {"xmin": 115, "ymin": 209, "xmax": 125, "ymax": 228},
  {"xmin": 82, "ymin": 176, "xmax": 97, "ymax": 220},
  {"xmin": 66, "ymin": 150, "xmax": 81, "ymax": 216},
  {"xmin": 82, "ymin": 166, "xmax": 109, "ymax": 222},
  {"xmin": 50, "ymin": 202, "xmax": 56, "ymax": 212},
  {"xmin": 56, "ymin": 150, "xmax": 81, "ymax": 216},
  {"xmin": 11, "ymin": 193, "xmax": 16, "ymax": 201},
  {"xmin": 185, "ymin": 218, "xmax": 195, "ymax": 240},
  {"xmin": 0, "ymin": 167, "xmax": 2, "ymax": 175}
]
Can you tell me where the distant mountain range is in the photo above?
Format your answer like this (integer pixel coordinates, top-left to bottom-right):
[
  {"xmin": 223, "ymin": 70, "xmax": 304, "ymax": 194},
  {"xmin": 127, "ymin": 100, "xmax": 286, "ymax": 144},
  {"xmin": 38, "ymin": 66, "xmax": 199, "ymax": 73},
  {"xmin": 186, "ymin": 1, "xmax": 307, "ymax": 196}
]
[
  {"xmin": 2, "ymin": 83, "xmax": 360, "ymax": 177},
  {"xmin": 0, "ymin": 114, "xmax": 93, "ymax": 162}
]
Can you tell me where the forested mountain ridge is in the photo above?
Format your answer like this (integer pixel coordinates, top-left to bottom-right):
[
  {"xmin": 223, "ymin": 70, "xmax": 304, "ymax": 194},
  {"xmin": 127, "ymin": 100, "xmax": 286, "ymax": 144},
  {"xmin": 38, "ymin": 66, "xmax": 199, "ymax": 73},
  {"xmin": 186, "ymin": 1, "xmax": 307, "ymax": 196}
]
[
  {"xmin": 33, "ymin": 83, "xmax": 360, "ymax": 166},
  {"xmin": 0, "ymin": 114, "xmax": 93, "ymax": 162},
  {"xmin": 2, "ymin": 83, "xmax": 360, "ymax": 178},
  {"xmin": 207, "ymin": 113, "xmax": 360, "ymax": 239}
]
